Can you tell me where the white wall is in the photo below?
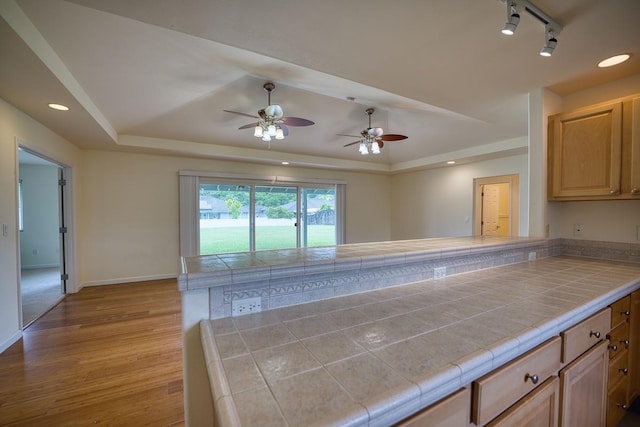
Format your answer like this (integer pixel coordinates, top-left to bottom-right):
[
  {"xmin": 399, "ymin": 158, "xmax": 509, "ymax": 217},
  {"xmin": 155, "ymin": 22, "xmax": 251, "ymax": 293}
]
[
  {"xmin": 545, "ymin": 73, "xmax": 640, "ymax": 243},
  {"xmin": 19, "ymin": 164, "xmax": 60, "ymax": 268},
  {"xmin": 0, "ymin": 99, "xmax": 80, "ymax": 351},
  {"xmin": 389, "ymin": 152, "xmax": 529, "ymax": 240}
]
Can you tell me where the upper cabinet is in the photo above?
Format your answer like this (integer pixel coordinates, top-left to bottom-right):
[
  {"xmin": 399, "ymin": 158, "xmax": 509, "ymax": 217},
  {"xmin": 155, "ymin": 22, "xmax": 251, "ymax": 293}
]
[{"xmin": 548, "ymin": 95, "xmax": 640, "ymax": 201}]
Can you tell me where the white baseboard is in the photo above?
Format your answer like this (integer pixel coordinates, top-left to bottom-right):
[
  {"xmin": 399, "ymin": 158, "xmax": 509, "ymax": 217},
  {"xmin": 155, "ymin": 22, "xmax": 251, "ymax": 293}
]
[
  {"xmin": 78, "ymin": 274, "xmax": 177, "ymax": 291},
  {"xmin": 0, "ymin": 330, "xmax": 23, "ymax": 354}
]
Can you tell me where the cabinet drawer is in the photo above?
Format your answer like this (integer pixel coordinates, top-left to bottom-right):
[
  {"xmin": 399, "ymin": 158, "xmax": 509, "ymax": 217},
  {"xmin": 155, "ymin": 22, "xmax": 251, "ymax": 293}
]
[
  {"xmin": 608, "ymin": 351, "xmax": 629, "ymax": 389},
  {"xmin": 607, "ymin": 376, "xmax": 629, "ymax": 427},
  {"xmin": 561, "ymin": 308, "xmax": 611, "ymax": 363},
  {"xmin": 607, "ymin": 320, "xmax": 629, "ymax": 359},
  {"xmin": 486, "ymin": 376, "xmax": 559, "ymax": 427},
  {"xmin": 472, "ymin": 336, "xmax": 562, "ymax": 426},
  {"xmin": 610, "ymin": 296, "xmax": 631, "ymax": 328},
  {"xmin": 395, "ymin": 387, "xmax": 469, "ymax": 427}
]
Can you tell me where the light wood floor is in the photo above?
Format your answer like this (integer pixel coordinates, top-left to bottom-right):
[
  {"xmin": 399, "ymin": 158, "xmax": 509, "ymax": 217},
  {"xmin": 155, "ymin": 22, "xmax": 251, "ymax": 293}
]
[{"xmin": 0, "ymin": 279, "xmax": 184, "ymax": 426}]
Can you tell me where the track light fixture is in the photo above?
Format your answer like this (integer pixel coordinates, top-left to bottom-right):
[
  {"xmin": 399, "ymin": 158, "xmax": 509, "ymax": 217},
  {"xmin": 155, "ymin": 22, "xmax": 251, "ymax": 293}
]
[
  {"xmin": 540, "ymin": 25, "xmax": 558, "ymax": 57},
  {"xmin": 501, "ymin": 1, "xmax": 521, "ymax": 35},
  {"xmin": 498, "ymin": 0, "xmax": 563, "ymax": 56}
]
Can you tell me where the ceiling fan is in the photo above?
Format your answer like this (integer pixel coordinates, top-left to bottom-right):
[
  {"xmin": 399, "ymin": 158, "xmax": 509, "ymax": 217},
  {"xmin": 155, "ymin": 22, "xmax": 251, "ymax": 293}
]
[
  {"xmin": 224, "ymin": 82, "xmax": 314, "ymax": 142},
  {"xmin": 338, "ymin": 108, "xmax": 408, "ymax": 155}
]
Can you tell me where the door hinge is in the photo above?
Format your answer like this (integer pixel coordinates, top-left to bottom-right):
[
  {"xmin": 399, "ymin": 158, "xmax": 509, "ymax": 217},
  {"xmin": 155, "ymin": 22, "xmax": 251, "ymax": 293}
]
[
  {"xmin": 61, "ymin": 273, "xmax": 69, "ymax": 281},
  {"xmin": 59, "ymin": 226, "xmax": 68, "ymax": 234},
  {"xmin": 59, "ymin": 179, "xmax": 67, "ymax": 186}
]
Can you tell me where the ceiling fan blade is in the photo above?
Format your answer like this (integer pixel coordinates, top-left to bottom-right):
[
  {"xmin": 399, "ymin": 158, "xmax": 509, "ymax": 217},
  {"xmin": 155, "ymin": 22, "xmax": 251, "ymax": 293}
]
[
  {"xmin": 280, "ymin": 124, "xmax": 289, "ymax": 136},
  {"xmin": 337, "ymin": 133, "xmax": 361, "ymax": 138},
  {"xmin": 380, "ymin": 134, "xmax": 408, "ymax": 141},
  {"xmin": 238, "ymin": 122, "xmax": 259, "ymax": 130},
  {"xmin": 343, "ymin": 140, "xmax": 362, "ymax": 147},
  {"xmin": 223, "ymin": 110, "xmax": 259, "ymax": 119},
  {"xmin": 282, "ymin": 117, "xmax": 315, "ymax": 127},
  {"xmin": 378, "ymin": 140, "xmax": 384, "ymax": 149}
]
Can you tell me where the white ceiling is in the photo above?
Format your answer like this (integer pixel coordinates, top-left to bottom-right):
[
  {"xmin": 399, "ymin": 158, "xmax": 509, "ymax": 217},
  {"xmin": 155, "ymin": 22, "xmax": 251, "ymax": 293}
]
[{"xmin": 1, "ymin": 0, "xmax": 639, "ymax": 173}]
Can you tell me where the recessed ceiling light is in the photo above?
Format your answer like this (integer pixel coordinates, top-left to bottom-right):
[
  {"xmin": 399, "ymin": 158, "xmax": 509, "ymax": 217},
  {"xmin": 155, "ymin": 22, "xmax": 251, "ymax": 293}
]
[
  {"xmin": 447, "ymin": 161, "xmax": 456, "ymax": 165},
  {"xmin": 48, "ymin": 103, "xmax": 69, "ymax": 111},
  {"xmin": 598, "ymin": 54, "xmax": 631, "ymax": 68},
  {"xmin": 281, "ymin": 161, "xmax": 289, "ymax": 165}
]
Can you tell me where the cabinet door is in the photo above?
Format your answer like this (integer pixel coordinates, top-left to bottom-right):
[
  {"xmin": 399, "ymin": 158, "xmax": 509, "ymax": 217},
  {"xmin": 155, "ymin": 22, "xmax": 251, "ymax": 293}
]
[
  {"xmin": 549, "ymin": 101, "xmax": 622, "ymax": 199},
  {"xmin": 631, "ymin": 98, "xmax": 640, "ymax": 196},
  {"xmin": 559, "ymin": 340, "xmax": 608, "ymax": 427},
  {"xmin": 486, "ymin": 376, "xmax": 559, "ymax": 427},
  {"xmin": 629, "ymin": 290, "xmax": 640, "ymax": 402}
]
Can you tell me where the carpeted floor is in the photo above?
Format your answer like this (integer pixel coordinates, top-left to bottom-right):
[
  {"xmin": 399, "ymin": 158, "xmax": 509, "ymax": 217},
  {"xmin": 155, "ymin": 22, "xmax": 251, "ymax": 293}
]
[{"xmin": 21, "ymin": 267, "xmax": 64, "ymax": 327}]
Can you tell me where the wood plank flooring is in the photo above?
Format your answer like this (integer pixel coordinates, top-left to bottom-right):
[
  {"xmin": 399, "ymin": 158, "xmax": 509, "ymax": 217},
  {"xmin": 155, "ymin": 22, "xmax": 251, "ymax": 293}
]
[{"xmin": 0, "ymin": 279, "xmax": 184, "ymax": 426}]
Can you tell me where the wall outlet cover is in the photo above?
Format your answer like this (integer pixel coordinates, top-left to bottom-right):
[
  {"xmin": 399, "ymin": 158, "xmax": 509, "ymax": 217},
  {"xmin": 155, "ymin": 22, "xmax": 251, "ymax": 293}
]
[{"xmin": 232, "ymin": 297, "xmax": 262, "ymax": 316}]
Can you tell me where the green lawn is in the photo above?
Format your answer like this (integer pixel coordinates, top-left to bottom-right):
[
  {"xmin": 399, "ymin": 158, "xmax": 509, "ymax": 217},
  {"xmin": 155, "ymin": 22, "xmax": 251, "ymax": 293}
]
[{"xmin": 200, "ymin": 225, "xmax": 335, "ymax": 254}]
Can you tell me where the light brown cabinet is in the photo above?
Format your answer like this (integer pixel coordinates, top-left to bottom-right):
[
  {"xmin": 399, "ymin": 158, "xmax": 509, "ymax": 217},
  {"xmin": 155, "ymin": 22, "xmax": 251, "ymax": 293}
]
[
  {"xmin": 629, "ymin": 290, "xmax": 640, "ymax": 403},
  {"xmin": 548, "ymin": 95, "xmax": 640, "ymax": 201},
  {"xmin": 486, "ymin": 376, "xmax": 559, "ymax": 427},
  {"xmin": 559, "ymin": 340, "xmax": 609, "ymax": 427},
  {"xmin": 606, "ymin": 295, "xmax": 633, "ymax": 426}
]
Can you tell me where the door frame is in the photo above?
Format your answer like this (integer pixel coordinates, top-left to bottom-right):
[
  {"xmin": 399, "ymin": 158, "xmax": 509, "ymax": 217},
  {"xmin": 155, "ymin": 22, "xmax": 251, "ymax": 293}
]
[
  {"xmin": 16, "ymin": 142, "xmax": 76, "ymax": 312},
  {"xmin": 473, "ymin": 174, "xmax": 520, "ymax": 237}
]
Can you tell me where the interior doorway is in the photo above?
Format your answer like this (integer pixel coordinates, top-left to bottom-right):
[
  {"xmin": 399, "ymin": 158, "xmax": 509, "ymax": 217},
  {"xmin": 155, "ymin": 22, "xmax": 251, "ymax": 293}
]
[
  {"xmin": 473, "ymin": 174, "xmax": 520, "ymax": 237},
  {"xmin": 18, "ymin": 148, "xmax": 67, "ymax": 327}
]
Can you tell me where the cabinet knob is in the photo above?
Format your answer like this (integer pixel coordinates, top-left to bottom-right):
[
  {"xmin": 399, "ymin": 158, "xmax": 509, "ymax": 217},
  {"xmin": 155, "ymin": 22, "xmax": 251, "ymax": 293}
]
[
  {"xmin": 590, "ymin": 331, "xmax": 601, "ymax": 339},
  {"xmin": 610, "ymin": 188, "xmax": 619, "ymax": 195},
  {"xmin": 524, "ymin": 373, "xmax": 539, "ymax": 384},
  {"xmin": 632, "ymin": 187, "xmax": 639, "ymax": 195},
  {"xmin": 622, "ymin": 310, "xmax": 631, "ymax": 316},
  {"xmin": 610, "ymin": 344, "xmax": 618, "ymax": 351},
  {"xmin": 621, "ymin": 339, "xmax": 630, "ymax": 348},
  {"xmin": 617, "ymin": 403, "xmax": 628, "ymax": 410},
  {"xmin": 619, "ymin": 368, "xmax": 629, "ymax": 375}
]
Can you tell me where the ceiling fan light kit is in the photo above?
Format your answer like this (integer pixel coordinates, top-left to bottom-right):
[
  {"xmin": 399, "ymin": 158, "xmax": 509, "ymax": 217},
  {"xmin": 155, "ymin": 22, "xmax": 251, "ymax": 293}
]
[
  {"xmin": 339, "ymin": 108, "xmax": 408, "ymax": 155},
  {"xmin": 224, "ymin": 82, "xmax": 314, "ymax": 145}
]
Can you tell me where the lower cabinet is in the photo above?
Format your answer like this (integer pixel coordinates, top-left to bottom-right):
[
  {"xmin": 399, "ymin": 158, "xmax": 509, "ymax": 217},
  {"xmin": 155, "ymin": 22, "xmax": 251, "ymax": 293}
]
[
  {"xmin": 559, "ymin": 340, "xmax": 609, "ymax": 427},
  {"xmin": 629, "ymin": 290, "xmax": 640, "ymax": 402}
]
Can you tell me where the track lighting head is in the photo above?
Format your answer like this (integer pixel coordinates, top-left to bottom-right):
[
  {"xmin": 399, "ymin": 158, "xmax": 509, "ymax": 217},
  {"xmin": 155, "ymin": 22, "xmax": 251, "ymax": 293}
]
[
  {"xmin": 501, "ymin": 1, "xmax": 521, "ymax": 35},
  {"xmin": 540, "ymin": 25, "xmax": 558, "ymax": 57}
]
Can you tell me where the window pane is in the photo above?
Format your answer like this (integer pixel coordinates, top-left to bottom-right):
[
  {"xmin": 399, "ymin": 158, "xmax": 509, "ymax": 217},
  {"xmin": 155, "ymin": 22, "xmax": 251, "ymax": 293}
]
[
  {"xmin": 199, "ymin": 183, "xmax": 250, "ymax": 254},
  {"xmin": 301, "ymin": 186, "xmax": 336, "ymax": 247},
  {"xmin": 255, "ymin": 185, "xmax": 297, "ymax": 251}
]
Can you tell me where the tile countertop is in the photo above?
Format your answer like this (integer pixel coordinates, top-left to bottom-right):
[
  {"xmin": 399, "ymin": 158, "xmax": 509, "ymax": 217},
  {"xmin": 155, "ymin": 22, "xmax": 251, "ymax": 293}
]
[
  {"xmin": 180, "ymin": 236, "xmax": 546, "ymax": 290},
  {"xmin": 200, "ymin": 256, "xmax": 640, "ymax": 427}
]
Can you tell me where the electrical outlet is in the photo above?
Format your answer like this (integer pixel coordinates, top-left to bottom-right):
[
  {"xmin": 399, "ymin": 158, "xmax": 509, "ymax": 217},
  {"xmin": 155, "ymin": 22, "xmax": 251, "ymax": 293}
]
[
  {"xmin": 232, "ymin": 297, "xmax": 262, "ymax": 316},
  {"xmin": 528, "ymin": 251, "xmax": 537, "ymax": 261},
  {"xmin": 573, "ymin": 224, "xmax": 583, "ymax": 237},
  {"xmin": 433, "ymin": 267, "xmax": 447, "ymax": 279}
]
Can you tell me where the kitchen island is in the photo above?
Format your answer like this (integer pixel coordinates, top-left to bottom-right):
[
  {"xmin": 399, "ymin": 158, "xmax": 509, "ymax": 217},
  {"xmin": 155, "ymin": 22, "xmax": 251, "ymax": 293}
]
[{"xmin": 185, "ymin": 238, "xmax": 640, "ymax": 426}]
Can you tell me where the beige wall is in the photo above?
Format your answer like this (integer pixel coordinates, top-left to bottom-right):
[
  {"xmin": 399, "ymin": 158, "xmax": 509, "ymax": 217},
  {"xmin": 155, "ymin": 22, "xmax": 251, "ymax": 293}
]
[
  {"xmin": 77, "ymin": 150, "xmax": 392, "ymax": 287},
  {"xmin": 389, "ymin": 153, "xmax": 529, "ymax": 240}
]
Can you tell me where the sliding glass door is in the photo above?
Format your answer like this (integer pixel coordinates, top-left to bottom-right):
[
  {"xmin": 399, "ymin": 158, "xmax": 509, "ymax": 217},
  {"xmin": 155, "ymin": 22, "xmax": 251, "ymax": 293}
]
[{"xmin": 199, "ymin": 181, "xmax": 336, "ymax": 254}]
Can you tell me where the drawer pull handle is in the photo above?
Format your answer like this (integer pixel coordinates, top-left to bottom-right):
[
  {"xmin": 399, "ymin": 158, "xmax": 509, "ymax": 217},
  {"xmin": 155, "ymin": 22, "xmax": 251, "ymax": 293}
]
[
  {"xmin": 621, "ymin": 339, "xmax": 630, "ymax": 348},
  {"xmin": 619, "ymin": 368, "xmax": 629, "ymax": 375},
  {"xmin": 632, "ymin": 187, "xmax": 639, "ymax": 195},
  {"xmin": 525, "ymin": 373, "xmax": 539, "ymax": 385},
  {"xmin": 617, "ymin": 403, "xmax": 628, "ymax": 410},
  {"xmin": 590, "ymin": 331, "xmax": 601, "ymax": 339},
  {"xmin": 609, "ymin": 344, "xmax": 618, "ymax": 351},
  {"xmin": 622, "ymin": 310, "xmax": 631, "ymax": 316},
  {"xmin": 610, "ymin": 188, "xmax": 620, "ymax": 195}
]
